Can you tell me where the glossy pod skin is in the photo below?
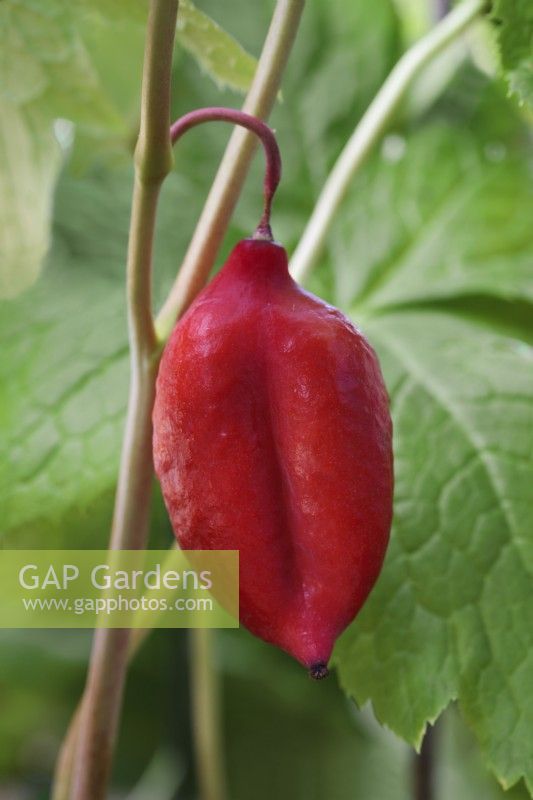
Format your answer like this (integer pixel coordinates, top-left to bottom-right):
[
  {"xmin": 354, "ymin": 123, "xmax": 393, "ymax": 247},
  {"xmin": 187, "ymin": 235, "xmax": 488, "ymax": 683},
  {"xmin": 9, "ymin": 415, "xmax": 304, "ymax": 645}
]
[{"xmin": 153, "ymin": 238, "xmax": 393, "ymax": 676}]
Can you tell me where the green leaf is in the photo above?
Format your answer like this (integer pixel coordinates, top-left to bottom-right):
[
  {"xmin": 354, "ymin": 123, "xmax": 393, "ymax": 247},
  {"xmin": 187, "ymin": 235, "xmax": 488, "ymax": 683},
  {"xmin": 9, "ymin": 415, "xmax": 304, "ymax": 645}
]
[
  {"xmin": 335, "ymin": 309, "xmax": 533, "ymax": 791},
  {"xmin": 0, "ymin": 161, "xmax": 205, "ymax": 546},
  {"xmin": 325, "ymin": 83, "xmax": 533, "ymax": 795},
  {"xmin": 438, "ymin": 706, "xmax": 530, "ymax": 800},
  {"xmin": 176, "ymin": 0, "xmax": 258, "ymax": 94},
  {"xmin": 86, "ymin": 0, "xmax": 260, "ymax": 95},
  {"xmin": 490, "ymin": 0, "xmax": 533, "ymax": 106},
  {"xmin": 0, "ymin": 101, "xmax": 63, "ymax": 298},
  {"xmin": 328, "ymin": 125, "xmax": 533, "ymax": 312},
  {"xmin": 0, "ymin": 1, "xmax": 124, "ymax": 126},
  {"xmin": 0, "ymin": 261, "xmax": 127, "ymax": 545},
  {"xmin": 0, "ymin": 0, "xmax": 142, "ymax": 297}
]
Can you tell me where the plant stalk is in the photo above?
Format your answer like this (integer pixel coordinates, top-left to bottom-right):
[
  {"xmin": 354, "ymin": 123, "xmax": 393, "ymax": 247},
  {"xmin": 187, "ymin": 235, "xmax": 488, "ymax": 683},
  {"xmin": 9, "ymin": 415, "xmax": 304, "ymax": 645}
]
[
  {"xmin": 53, "ymin": 3, "xmax": 179, "ymax": 799},
  {"xmin": 290, "ymin": 0, "xmax": 485, "ymax": 282},
  {"xmin": 190, "ymin": 629, "xmax": 226, "ymax": 800},
  {"xmin": 71, "ymin": 366, "xmax": 158, "ymax": 800},
  {"xmin": 52, "ymin": 589, "xmax": 178, "ymax": 800}
]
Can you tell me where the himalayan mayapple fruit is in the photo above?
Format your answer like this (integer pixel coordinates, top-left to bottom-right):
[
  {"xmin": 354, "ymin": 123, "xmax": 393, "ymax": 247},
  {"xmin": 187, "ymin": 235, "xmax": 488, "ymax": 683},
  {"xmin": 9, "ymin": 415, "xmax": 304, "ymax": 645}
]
[{"xmin": 153, "ymin": 238, "xmax": 393, "ymax": 677}]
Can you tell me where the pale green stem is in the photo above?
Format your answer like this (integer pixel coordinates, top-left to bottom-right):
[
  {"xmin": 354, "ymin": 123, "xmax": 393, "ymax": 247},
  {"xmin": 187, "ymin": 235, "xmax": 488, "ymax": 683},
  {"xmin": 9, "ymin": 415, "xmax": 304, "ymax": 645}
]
[
  {"xmin": 290, "ymin": 0, "xmax": 486, "ymax": 283},
  {"xmin": 53, "ymin": 3, "xmax": 179, "ymax": 800}
]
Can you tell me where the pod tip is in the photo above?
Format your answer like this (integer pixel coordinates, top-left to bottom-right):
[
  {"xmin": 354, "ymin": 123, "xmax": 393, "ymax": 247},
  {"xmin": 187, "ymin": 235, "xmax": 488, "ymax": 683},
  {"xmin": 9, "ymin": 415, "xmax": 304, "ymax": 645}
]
[{"xmin": 309, "ymin": 663, "xmax": 329, "ymax": 680}]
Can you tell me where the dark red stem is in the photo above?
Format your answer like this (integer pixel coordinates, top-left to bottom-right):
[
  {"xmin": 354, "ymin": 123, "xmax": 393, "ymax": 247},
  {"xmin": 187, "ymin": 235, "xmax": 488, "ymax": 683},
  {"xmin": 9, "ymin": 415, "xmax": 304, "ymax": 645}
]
[
  {"xmin": 413, "ymin": 724, "xmax": 437, "ymax": 800},
  {"xmin": 170, "ymin": 107, "xmax": 282, "ymax": 241}
]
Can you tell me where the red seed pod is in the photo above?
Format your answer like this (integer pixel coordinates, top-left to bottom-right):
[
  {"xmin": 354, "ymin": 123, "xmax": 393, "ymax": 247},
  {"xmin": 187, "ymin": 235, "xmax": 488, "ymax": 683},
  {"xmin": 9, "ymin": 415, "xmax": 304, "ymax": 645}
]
[{"xmin": 153, "ymin": 237, "xmax": 393, "ymax": 677}]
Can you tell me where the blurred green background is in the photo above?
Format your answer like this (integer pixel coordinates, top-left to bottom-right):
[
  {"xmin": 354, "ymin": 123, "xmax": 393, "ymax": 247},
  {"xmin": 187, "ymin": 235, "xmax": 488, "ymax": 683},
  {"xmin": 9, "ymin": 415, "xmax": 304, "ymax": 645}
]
[{"xmin": 0, "ymin": 0, "xmax": 532, "ymax": 797}]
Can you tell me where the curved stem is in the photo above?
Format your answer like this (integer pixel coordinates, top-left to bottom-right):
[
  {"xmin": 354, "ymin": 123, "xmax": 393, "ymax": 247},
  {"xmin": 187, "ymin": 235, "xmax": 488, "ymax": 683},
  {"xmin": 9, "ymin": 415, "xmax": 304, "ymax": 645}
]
[
  {"xmin": 170, "ymin": 108, "xmax": 282, "ymax": 241},
  {"xmin": 155, "ymin": 0, "xmax": 305, "ymax": 341},
  {"xmin": 290, "ymin": 0, "xmax": 485, "ymax": 283},
  {"xmin": 53, "ymin": 3, "xmax": 179, "ymax": 799}
]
